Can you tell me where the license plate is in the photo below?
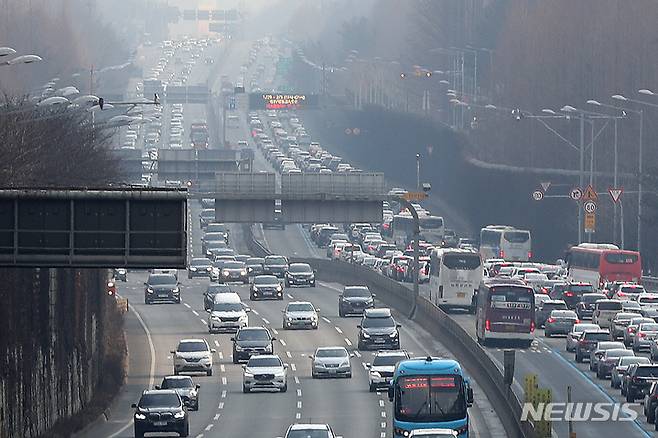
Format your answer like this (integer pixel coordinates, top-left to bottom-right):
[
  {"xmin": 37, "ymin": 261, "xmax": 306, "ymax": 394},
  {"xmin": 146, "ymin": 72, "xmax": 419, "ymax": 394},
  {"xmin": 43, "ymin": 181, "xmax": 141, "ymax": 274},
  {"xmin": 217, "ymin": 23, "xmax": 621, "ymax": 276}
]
[
  {"xmin": 374, "ymin": 339, "xmax": 386, "ymax": 343},
  {"xmin": 457, "ymin": 292, "xmax": 466, "ymax": 298},
  {"xmin": 329, "ymin": 369, "xmax": 337, "ymax": 374},
  {"xmin": 154, "ymin": 421, "xmax": 167, "ymax": 427}
]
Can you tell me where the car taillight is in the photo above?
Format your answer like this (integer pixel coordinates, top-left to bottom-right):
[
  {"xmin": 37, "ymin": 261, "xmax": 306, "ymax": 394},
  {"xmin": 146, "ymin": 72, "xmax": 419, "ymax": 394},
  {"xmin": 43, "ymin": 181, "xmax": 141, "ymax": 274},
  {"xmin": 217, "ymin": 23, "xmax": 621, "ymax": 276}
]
[
  {"xmin": 530, "ymin": 320, "xmax": 535, "ymax": 332},
  {"xmin": 547, "ymin": 317, "xmax": 556, "ymax": 323},
  {"xmin": 617, "ymin": 291, "xmax": 626, "ymax": 297},
  {"xmin": 485, "ymin": 320, "xmax": 491, "ymax": 331},
  {"xmin": 564, "ymin": 291, "xmax": 574, "ymax": 297},
  {"xmin": 528, "ymin": 251, "xmax": 533, "ymax": 259},
  {"xmin": 575, "ymin": 319, "xmax": 580, "ymax": 324},
  {"xmin": 639, "ymin": 332, "xmax": 647, "ymax": 338},
  {"xmin": 541, "ymin": 287, "xmax": 549, "ymax": 294},
  {"xmin": 628, "ymin": 327, "xmax": 635, "ymax": 333},
  {"xmin": 499, "ymin": 250, "xmax": 505, "ymax": 258}
]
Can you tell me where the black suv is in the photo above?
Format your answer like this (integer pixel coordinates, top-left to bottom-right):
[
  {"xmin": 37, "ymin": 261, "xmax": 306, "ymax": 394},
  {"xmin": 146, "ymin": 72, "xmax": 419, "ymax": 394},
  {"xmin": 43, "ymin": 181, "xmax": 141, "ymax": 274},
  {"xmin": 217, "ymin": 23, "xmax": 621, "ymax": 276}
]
[
  {"xmin": 624, "ymin": 364, "xmax": 658, "ymax": 402},
  {"xmin": 357, "ymin": 308, "xmax": 401, "ymax": 350},
  {"xmin": 339, "ymin": 285, "xmax": 375, "ymax": 317},
  {"xmin": 144, "ymin": 274, "xmax": 181, "ymax": 304},
  {"xmin": 132, "ymin": 389, "xmax": 189, "ymax": 438},
  {"xmin": 231, "ymin": 326, "xmax": 275, "ymax": 363},
  {"xmin": 549, "ymin": 283, "xmax": 594, "ymax": 309},
  {"xmin": 263, "ymin": 255, "xmax": 289, "ymax": 278},
  {"xmin": 203, "ymin": 283, "xmax": 234, "ymax": 311},
  {"xmin": 575, "ymin": 330, "xmax": 610, "ymax": 362},
  {"xmin": 575, "ymin": 293, "xmax": 607, "ymax": 319}
]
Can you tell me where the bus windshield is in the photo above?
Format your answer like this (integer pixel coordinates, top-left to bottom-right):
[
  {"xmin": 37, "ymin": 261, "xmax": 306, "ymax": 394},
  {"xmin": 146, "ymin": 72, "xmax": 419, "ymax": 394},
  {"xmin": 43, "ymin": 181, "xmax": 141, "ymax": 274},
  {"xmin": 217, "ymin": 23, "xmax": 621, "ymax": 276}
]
[
  {"xmin": 395, "ymin": 375, "xmax": 466, "ymax": 422},
  {"xmin": 503, "ymin": 231, "xmax": 530, "ymax": 243},
  {"xmin": 419, "ymin": 217, "xmax": 444, "ymax": 230},
  {"xmin": 605, "ymin": 253, "xmax": 639, "ymax": 264},
  {"xmin": 442, "ymin": 254, "xmax": 480, "ymax": 270},
  {"xmin": 489, "ymin": 287, "xmax": 533, "ymax": 309}
]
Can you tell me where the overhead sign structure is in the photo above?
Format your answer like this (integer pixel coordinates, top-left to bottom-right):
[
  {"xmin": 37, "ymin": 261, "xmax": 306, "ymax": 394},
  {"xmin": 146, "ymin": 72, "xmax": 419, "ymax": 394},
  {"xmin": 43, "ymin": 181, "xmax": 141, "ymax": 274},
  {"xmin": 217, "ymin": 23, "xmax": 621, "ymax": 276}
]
[
  {"xmin": 569, "ymin": 187, "xmax": 583, "ymax": 201},
  {"xmin": 248, "ymin": 93, "xmax": 319, "ymax": 110},
  {"xmin": 585, "ymin": 213, "xmax": 596, "ymax": 233},
  {"xmin": 609, "ymin": 187, "xmax": 623, "ymax": 203},
  {"xmin": 403, "ymin": 192, "xmax": 429, "ymax": 201},
  {"xmin": 540, "ymin": 182, "xmax": 551, "ymax": 192},
  {"xmin": 583, "ymin": 184, "xmax": 598, "ymax": 201},
  {"xmin": 583, "ymin": 200, "xmax": 597, "ymax": 213},
  {"xmin": 532, "ymin": 190, "xmax": 543, "ymax": 201},
  {"xmin": 0, "ymin": 189, "xmax": 187, "ymax": 268}
]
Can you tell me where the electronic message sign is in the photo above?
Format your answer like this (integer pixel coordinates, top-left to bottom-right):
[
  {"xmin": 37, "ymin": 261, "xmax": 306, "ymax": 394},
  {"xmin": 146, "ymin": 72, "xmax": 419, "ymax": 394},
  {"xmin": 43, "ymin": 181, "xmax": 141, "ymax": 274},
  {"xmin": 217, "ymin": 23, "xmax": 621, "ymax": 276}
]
[{"xmin": 248, "ymin": 93, "xmax": 319, "ymax": 110}]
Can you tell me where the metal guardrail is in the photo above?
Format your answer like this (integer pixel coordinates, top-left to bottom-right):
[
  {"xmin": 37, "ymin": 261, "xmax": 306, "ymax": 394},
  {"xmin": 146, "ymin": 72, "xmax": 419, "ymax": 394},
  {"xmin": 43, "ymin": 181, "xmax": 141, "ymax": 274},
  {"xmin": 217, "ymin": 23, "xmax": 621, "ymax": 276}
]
[{"xmin": 242, "ymin": 225, "xmax": 534, "ymax": 438}]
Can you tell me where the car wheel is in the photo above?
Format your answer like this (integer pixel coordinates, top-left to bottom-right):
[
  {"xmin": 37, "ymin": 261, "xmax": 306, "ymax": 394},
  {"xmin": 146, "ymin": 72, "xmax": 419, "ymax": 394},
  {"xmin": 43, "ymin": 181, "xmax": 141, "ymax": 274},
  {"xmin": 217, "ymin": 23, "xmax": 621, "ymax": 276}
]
[
  {"xmin": 575, "ymin": 353, "xmax": 582, "ymax": 363},
  {"xmin": 339, "ymin": 307, "xmax": 345, "ymax": 317},
  {"xmin": 358, "ymin": 341, "xmax": 365, "ymax": 351},
  {"xmin": 194, "ymin": 401, "xmax": 199, "ymax": 411},
  {"xmin": 626, "ymin": 391, "xmax": 635, "ymax": 403},
  {"xmin": 144, "ymin": 298, "xmax": 150, "ymax": 305},
  {"xmin": 180, "ymin": 420, "xmax": 190, "ymax": 437},
  {"xmin": 188, "ymin": 274, "xmax": 192, "ymax": 280},
  {"xmin": 545, "ymin": 331, "xmax": 551, "ymax": 338},
  {"xmin": 596, "ymin": 369, "xmax": 603, "ymax": 379},
  {"xmin": 346, "ymin": 372, "xmax": 352, "ymax": 378},
  {"xmin": 311, "ymin": 282, "xmax": 316, "ymax": 287},
  {"xmin": 176, "ymin": 297, "xmax": 181, "ymax": 304},
  {"xmin": 232, "ymin": 353, "xmax": 238, "ymax": 364},
  {"xmin": 648, "ymin": 406, "xmax": 655, "ymax": 423},
  {"xmin": 173, "ymin": 368, "xmax": 179, "ymax": 375},
  {"xmin": 369, "ymin": 383, "xmax": 375, "ymax": 392},
  {"xmin": 312, "ymin": 372, "xmax": 317, "ymax": 379},
  {"xmin": 611, "ymin": 378, "xmax": 618, "ymax": 389},
  {"xmin": 207, "ymin": 368, "xmax": 213, "ymax": 376},
  {"xmin": 134, "ymin": 426, "xmax": 144, "ymax": 438},
  {"xmin": 243, "ymin": 384, "xmax": 250, "ymax": 393},
  {"xmin": 285, "ymin": 280, "xmax": 290, "ymax": 287},
  {"xmin": 281, "ymin": 383, "xmax": 287, "ymax": 393}
]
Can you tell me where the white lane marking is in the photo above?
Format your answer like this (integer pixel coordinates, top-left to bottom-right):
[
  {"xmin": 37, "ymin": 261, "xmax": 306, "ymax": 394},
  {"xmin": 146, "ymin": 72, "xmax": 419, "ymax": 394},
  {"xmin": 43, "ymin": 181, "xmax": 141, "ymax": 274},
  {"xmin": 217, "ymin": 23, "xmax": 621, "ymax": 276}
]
[
  {"xmin": 379, "ymin": 400, "xmax": 385, "ymax": 407},
  {"xmin": 296, "ymin": 412, "xmax": 301, "ymax": 419},
  {"xmin": 294, "ymin": 376, "xmax": 300, "ymax": 384},
  {"xmin": 344, "ymin": 338, "xmax": 352, "ymax": 346},
  {"xmin": 291, "ymin": 363, "xmax": 297, "ymax": 371},
  {"xmin": 221, "ymin": 377, "xmax": 227, "ymax": 385},
  {"xmin": 205, "ymin": 424, "xmax": 214, "ymax": 431},
  {"xmin": 221, "ymin": 390, "xmax": 227, "ymax": 398},
  {"xmin": 354, "ymin": 351, "xmax": 362, "ymax": 358},
  {"xmin": 252, "ymin": 309, "xmax": 259, "ymax": 315},
  {"xmin": 262, "ymin": 317, "xmax": 270, "ymax": 324},
  {"xmin": 286, "ymin": 351, "xmax": 292, "ymax": 358},
  {"xmin": 218, "ymin": 402, "xmax": 224, "ymax": 410},
  {"xmin": 220, "ymin": 364, "xmax": 226, "ymax": 372},
  {"xmin": 219, "ymin": 352, "xmax": 224, "ymax": 360},
  {"xmin": 201, "ymin": 319, "xmax": 207, "ymax": 325},
  {"xmin": 322, "ymin": 316, "xmax": 331, "ymax": 323},
  {"xmin": 297, "ymin": 389, "xmax": 302, "ymax": 397},
  {"xmin": 381, "ymin": 411, "xmax": 386, "ymax": 418},
  {"xmin": 287, "ymin": 293, "xmax": 294, "ymax": 299},
  {"xmin": 196, "ymin": 434, "xmax": 204, "ymax": 438},
  {"xmin": 272, "ymin": 328, "xmax": 279, "ymax": 335},
  {"xmin": 107, "ymin": 304, "xmax": 155, "ymax": 438},
  {"xmin": 381, "ymin": 422, "xmax": 386, "ymax": 429},
  {"xmin": 280, "ymin": 339, "xmax": 287, "ymax": 346},
  {"xmin": 381, "ymin": 433, "xmax": 386, "ymax": 438},
  {"xmin": 184, "ymin": 303, "xmax": 191, "ymax": 309},
  {"xmin": 297, "ymin": 401, "xmax": 302, "ymax": 409},
  {"xmin": 214, "ymin": 340, "xmax": 220, "ymax": 347},
  {"xmin": 334, "ymin": 326, "xmax": 343, "ymax": 334},
  {"xmin": 213, "ymin": 413, "xmax": 220, "ymax": 420},
  {"xmin": 192, "ymin": 310, "xmax": 199, "ymax": 316}
]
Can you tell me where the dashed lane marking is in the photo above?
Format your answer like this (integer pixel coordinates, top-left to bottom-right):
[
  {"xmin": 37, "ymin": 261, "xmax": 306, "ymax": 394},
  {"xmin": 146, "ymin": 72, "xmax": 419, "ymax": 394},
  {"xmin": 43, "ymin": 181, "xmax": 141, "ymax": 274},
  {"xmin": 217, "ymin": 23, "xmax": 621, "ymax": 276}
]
[
  {"xmin": 287, "ymin": 293, "xmax": 294, "ymax": 299},
  {"xmin": 286, "ymin": 351, "xmax": 292, "ymax": 358},
  {"xmin": 196, "ymin": 434, "xmax": 203, "ymax": 438},
  {"xmin": 219, "ymin": 352, "xmax": 224, "ymax": 360},
  {"xmin": 362, "ymin": 362, "xmax": 368, "ymax": 370},
  {"xmin": 272, "ymin": 328, "xmax": 279, "ymax": 335},
  {"xmin": 221, "ymin": 390, "xmax": 227, "ymax": 398},
  {"xmin": 354, "ymin": 351, "xmax": 362, "ymax": 358},
  {"xmin": 221, "ymin": 377, "xmax": 227, "ymax": 385},
  {"xmin": 297, "ymin": 389, "xmax": 302, "ymax": 397},
  {"xmin": 192, "ymin": 310, "xmax": 199, "ymax": 316},
  {"xmin": 381, "ymin": 411, "xmax": 386, "ymax": 418},
  {"xmin": 344, "ymin": 338, "xmax": 353, "ymax": 346},
  {"xmin": 291, "ymin": 363, "xmax": 297, "ymax": 371},
  {"xmin": 214, "ymin": 340, "xmax": 220, "ymax": 347},
  {"xmin": 220, "ymin": 364, "xmax": 226, "ymax": 372},
  {"xmin": 205, "ymin": 424, "xmax": 214, "ymax": 431},
  {"xmin": 262, "ymin": 317, "xmax": 270, "ymax": 324},
  {"xmin": 213, "ymin": 414, "xmax": 220, "ymax": 420},
  {"xmin": 252, "ymin": 309, "xmax": 259, "ymax": 315},
  {"xmin": 201, "ymin": 319, "xmax": 207, "ymax": 325},
  {"xmin": 280, "ymin": 339, "xmax": 287, "ymax": 346},
  {"xmin": 294, "ymin": 376, "xmax": 300, "ymax": 385},
  {"xmin": 184, "ymin": 303, "xmax": 191, "ymax": 309},
  {"xmin": 321, "ymin": 317, "xmax": 331, "ymax": 324},
  {"xmin": 218, "ymin": 402, "xmax": 224, "ymax": 410},
  {"xmin": 381, "ymin": 422, "xmax": 386, "ymax": 429},
  {"xmin": 379, "ymin": 400, "xmax": 385, "ymax": 408},
  {"xmin": 297, "ymin": 401, "xmax": 302, "ymax": 409},
  {"xmin": 381, "ymin": 433, "xmax": 386, "ymax": 438},
  {"xmin": 334, "ymin": 326, "xmax": 343, "ymax": 334},
  {"xmin": 296, "ymin": 413, "xmax": 301, "ymax": 419}
]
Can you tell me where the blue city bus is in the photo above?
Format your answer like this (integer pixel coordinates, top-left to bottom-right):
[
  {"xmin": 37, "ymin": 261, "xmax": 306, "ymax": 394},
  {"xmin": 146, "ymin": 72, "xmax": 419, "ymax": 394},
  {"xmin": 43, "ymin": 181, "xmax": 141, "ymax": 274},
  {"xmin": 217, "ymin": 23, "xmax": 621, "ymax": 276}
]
[{"xmin": 388, "ymin": 357, "xmax": 473, "ymax": 438}]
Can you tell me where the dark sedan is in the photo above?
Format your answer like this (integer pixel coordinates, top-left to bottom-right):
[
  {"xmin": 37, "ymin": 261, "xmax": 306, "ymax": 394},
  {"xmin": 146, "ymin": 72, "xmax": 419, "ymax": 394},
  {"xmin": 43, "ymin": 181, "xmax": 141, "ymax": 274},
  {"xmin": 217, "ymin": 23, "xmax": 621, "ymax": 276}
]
[
  {"xmin": 231, "ymin": 326, "xmax": 275, "ymax": 363},
  {"xmin": 246, "ymin": 257, "xmax": 265, "ymax": 276},
  {"xmin": 339, "ymin": 285, "xmax": 375, "ymax": 317},
  {"xmin": 203, "ymin": 283, "xmax": 234, "ymax": 311},
  {"xmin": 144, "ymin": 274, "xmax": 181, "ymax": 304},
  {"xmin": 250, "ymin": 275, "xmax": 283, "ymax": 300},
  {"xmin": 285, "ymin": 263, "xmax": 315, "ymax": 287},
  {"xmin": 263, "ymin": 255, "xmax": 289, "ymax": 278}
]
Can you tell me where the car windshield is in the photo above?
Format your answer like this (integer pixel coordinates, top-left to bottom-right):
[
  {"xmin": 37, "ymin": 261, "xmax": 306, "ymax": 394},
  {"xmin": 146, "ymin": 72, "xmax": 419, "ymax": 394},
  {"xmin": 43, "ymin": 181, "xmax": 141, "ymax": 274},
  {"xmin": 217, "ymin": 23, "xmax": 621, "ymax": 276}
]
[
  {"xmin": 621, "ymin": 286, "xmax": 646, "ymax": 293},
  {"xmin": 161, "ymin": 377, "xmax": 193, "ymax": 389},
  {"xmin": 139, "ymin": 393, "xmax": 181, "ymax": 408},
  {"xmin": 598, "ymin": 301, "xmax": 623, "ymax": 310},
  {"xmin": 551, "ymin": 311, "xmax": 577, "ymax": 318},
  {"xmin": 640, "ymin": 324, "xmax": 658, "ymax": 331},
  {"xmin": 544, "ymin": 303, "xmax": 567, "ymax": 311},
  {"xmin": 640, "ymin": 297, "xmax": 658, "ymax": 304},
  {"xmin": 247, "ymin": 357, "xmax": 282, "ymax": 367},
  {"xmin": 597, "ymin": 342, "xmax": 624, "ymax": 350},
  {"xmin": 373, "ymin": 354, "xmax": 407, "ymax": 367},
  {"xmin": 396, "ymin": 375, "xmax": 466, "ymax": 423},
  {"xmin": 573, "ymin": 324, "xmax": 599, "ymax": 333},
  {"xmin": 287, "ymin": 303, "xmax": 314, "ymax": 312},
  {"xmin": 606, "ymin": 349, "xmax": 634, "ymax": 358},
  {"xmin": 200, "ymin": 209, "xmax": 214, "ymax": 218},
  {"xmin": 585, "ymin": 332, "xmax": 611, "ymax": 341},
  {"xmin": 148, "ymin": 275, "xmax": 176, "ymax": 285},
  {"xmin": 636, "ymin": 367, "xmax": 658, "ymax": 378},
  {"xmin": 247, "ymin": 258, "xmax": 264, "ymax": 265},
  {"xmin": 204, "ymin": 233, "xmax": 226, "ymax": 241},
  {"xmin": 224, "ymin": 262, "xmax": 245, "ymax": 269},
  {"xmin": 191, "ymin": 258, "xmax": 211, "ymax": 266},
  {"xmin": 207, "ymin": 241, "xmax": 228, "ymax": 249},
  {"xmin": 254, "ymin": 276, "xmax": 278, "ymax": 285},
  {"xmin": 213, "ymin": 302, "xmax": 244, "ymax": 312},
  {"xmin": 289, "ymin": 264, "xmax": 312, "ymax": 273},
  {"xmin": 207, "ymin": 284, "xmax": 232, "ymax": 294},
  {"xmin": 363, "ymin": 316, "xmax": 395, "ymax": 328},
  {"xmin": 177, "ymin": 341, "xmax": 208, "ymax": 352},
  {"xmin": 567, "ymin": 285, "xmax": 593, "ymax": 293},
  {"xmin": 344, "ymin": 287, "xmax": 371, "ymax": 297},
  {"xmin": 237, "ymin": 329, "xmax": 270, "ymax": 341},
  {"xmin": 266, "ymin": 256, "xmax": 287, "ymax": 265},
  {"xmin": 620, "ymin": 357, "xmax": 650, "ymax": 366},
  {"xmin": 316, "ymin": 348, "xmax": 348, "ymax": 358},
  {"xmin": 605, "ymin": 253, "xmax": 639, "ymax": 264},
  {"xmin": 582, "ymin": 294, "xmax": 606, "ymax": 304},
  {"xmin": 286, "ymin": 430, "xmax": 330, "ymax": 438}
]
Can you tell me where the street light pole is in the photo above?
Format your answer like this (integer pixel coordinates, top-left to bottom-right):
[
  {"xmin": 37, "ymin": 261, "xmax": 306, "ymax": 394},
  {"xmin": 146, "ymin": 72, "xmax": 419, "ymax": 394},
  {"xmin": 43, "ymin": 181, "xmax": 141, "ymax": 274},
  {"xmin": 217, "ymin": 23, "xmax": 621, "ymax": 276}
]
[
  {"xmin": 638, "ymin": 109, "xmax": 643, "ymax": 253},
  {"xmin": 579, "ymin": 113, "xmax": 585, "ymax": 244},
  {"xmin": 416, "ymin": 153, "xmax": 420, "ymax": 190},
  {"xmin": 613, "ymin": 118, "xmax": 618, "ymax": 245},
  {"xmin": 392, "ymin": 196, "xmax": 421, "ymax": 319}
]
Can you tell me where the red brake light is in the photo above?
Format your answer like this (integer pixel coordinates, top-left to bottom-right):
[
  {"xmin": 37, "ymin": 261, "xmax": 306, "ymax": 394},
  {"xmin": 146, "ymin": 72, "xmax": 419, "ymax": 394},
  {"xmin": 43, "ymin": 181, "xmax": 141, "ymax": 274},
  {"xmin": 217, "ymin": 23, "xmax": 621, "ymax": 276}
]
[
  {"xmin": 499, "ymin": 250, "xmax": 505, "ymax": 258},
  {"xmin": 628, "ymin": 327, "xmax": 634, "ymax": 333},
  {"xmin": 547, "ymin": 317, "xmax": 556, "ymax": 323},
  {"xmin": 639, "ymin": 332, "xmax": 647, "ymax": 338},
  {"xmin": 530, "ymin": 320, "xmax": 535, "ymax": 332},
  {"xmin": 575, "ymin": 319, "xmax": 580, "ymax": 324},
  {"xmin": 485, "ymin": 320, "xmax": 491, "ymax": 331},
  {"xmin": 564, "ymin": 291, "xmax": 574, "ymax": 297},
  {"xmin": 617, "ymin": 291, "xmax": 626, "ymax": 297},
  {"xmin": 528, "ymin": 251, "xmax": 533, "ymax": 259}
]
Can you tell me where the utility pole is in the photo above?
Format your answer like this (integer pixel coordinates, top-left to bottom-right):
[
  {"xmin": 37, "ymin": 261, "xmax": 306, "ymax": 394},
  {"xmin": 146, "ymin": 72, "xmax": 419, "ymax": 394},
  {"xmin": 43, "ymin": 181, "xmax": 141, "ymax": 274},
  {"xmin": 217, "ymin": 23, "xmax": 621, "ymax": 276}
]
[
  {"xmin": 578, "ymin": 114, "xmax": 584, "ymax": 244},
  {"xmin": 613, "ymin": 119, "xmax": 618, "ymax": 245},
  {"xmin": 416, "ymin": 154, "xmax": 421, "ymax": 190},
  {"xmin": 393, "ymin": 196, "xmax": 421, "ymax": 319},
  {"xmin": 637, "ymin": 109, "xmax": 643, "ymax": 254}
]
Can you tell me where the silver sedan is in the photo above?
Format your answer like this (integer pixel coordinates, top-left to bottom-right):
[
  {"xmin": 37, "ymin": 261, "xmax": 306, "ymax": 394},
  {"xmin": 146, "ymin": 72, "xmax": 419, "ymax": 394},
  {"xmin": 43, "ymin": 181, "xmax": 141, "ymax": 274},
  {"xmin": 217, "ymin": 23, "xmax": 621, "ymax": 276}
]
[
  {"xmin": 310, "ymin": 347, "xmax": 354, "ymax": 378},
  {"xmin": 566, "ymin": 323, "xmax": 600, "ymax": 352}
]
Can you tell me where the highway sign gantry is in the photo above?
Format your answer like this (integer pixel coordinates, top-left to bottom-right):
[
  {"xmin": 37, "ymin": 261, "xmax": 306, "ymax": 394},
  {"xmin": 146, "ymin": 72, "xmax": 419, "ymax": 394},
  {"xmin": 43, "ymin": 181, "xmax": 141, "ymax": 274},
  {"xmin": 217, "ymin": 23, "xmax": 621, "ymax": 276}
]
[
  {"xmin": 569, "ymin": 187, "xmax": 583, "ymax": 201},
  {"xmin": 402, "ymin": 191, "xmax": 428, "ymax": 201},
  {"xmin": 609, "ymin": 187, "xmax": 623, "ymax": 203}
]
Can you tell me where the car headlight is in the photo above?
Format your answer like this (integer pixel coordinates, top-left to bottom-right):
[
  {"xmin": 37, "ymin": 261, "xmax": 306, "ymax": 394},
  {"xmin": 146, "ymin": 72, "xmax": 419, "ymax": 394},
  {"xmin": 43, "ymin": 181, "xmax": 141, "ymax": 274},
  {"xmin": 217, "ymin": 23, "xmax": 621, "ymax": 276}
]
[
  {"xmin": 244, "ymin": 371, "xmax": 254, "ymax": 378},
  {"xmin": 370, "ymin": 371, "xmax": 381, "ymax": 378},
  {"xmin": 276, "ymin": 285, "xmax": 283, "ymax": 291},
  {"xmin": 366, "ymin": 298, "xmax": 373, "ymax": 304},
  {"xmin": 241, "ymin": 270, "xmax": 247, "ymax": 275},
  {"xmin": 362, "ymin": 332, "xmax": 370, "ymax": 338},
  {"xmin": 395, "ymin": 428, "xmax": 411, "ymax": 437},
  {"xmin": 340, "ymin": 361, "xmax": 349, "ymax": 367},
  {"xmin": 206, "ymin": 267, "xmax": 212, "ymax": 271},
  {"xmin": 135, "ymin": 413, "xmax": 146, "ymax": 420},
  {"xmin": 212, "ymin": 316, "xmax": 221, "ymax": 321},
  {"xmin": 287, "ymin": 316, "xmax": 293, "ymax": 321},
  {"xmin": 173, "ymin": 287, "xmax": 180, "ymax": 293},
  {"xmin": 235, "ymin": 344, "xmax": 244, "ymax": 351},
  {"xmin": 174, "ymin": 411, "xmax": 185, "ymax": 419},
  {"xmin": 252, "ymin": 286, "xmax": 258, "ymax": 292},
  {"xmin": 147, "ymin": 287, "xmax": 154, "ymax": 294},
  {"xmin": 389, "ymin": 331, "xmax": 398, "ymax": 338},
  {"xmin": 190, "ymin": 267, "xmax": 197, "ymax": 271},
  {"xmin": 223, "ymin": 270, "xmax": 230, "ymax": 276},
  {"xmin": 275, "ymin": 370, "xmax": 286, "ymax": 377}
]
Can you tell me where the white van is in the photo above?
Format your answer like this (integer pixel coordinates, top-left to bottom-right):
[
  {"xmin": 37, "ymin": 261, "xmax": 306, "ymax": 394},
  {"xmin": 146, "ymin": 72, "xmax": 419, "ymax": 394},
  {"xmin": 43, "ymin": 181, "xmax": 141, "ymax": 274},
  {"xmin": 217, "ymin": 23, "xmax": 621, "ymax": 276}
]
[
  {"xmin": 592, "ymin": 299, "xmax": 623, "ymax": 328},
  {"xmin": 207, "ymin": 292, "xmax": 249, "ymax": 333}
]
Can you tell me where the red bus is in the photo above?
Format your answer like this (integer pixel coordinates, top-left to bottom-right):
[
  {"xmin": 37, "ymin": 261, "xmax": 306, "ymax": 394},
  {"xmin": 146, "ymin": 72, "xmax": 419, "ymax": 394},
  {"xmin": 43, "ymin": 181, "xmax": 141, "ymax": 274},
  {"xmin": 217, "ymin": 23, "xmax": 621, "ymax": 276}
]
[
  {"xmin": 566, "ymin": 243, "xmax": 642, "ymax": 289},
  {"xmin": 476, "ymin": 278, "xmax": 535, "ymax": 347}
]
